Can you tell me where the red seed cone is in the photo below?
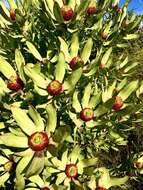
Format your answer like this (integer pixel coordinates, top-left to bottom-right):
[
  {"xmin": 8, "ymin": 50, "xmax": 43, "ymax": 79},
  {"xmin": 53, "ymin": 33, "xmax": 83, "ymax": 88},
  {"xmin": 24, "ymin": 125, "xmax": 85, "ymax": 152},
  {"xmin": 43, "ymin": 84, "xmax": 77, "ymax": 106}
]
[
  {"xmin": 69, "ymin": 56, "xmax": 84, "ymax": 70},
  {"xmin": 47, "ymin": 80, "xmax": 62, "ymax": 96},
  {"xmin": 7, "ymin": 76, "xmax": 24, "ymax": 91},
  {"xmin": 112, "ymin": 96, "xmax": 123, "ymax": 110},
  {"xmin": 40, "ymin": 187, "xmax": 50, "ymax": 190},
  {"xmin": 28, "ymin": 132, "xmax": 49, "ymax": 151},
  {"xmin": 80, "ymin": 108, "xmax": 94, "ymax": 122},
  {"xmin": 96, "ymin": 187, "xmax": 107, "ymax": 190},
  {"xmin": 116, "ymin": 7, "xmax": 122, "ymax": 14},
  {"xmin": 101, "ymin": 32, "xmax": 108, "ymax": 40},
  {"xmin": 61, "ymin": 5, "xmax": 73, "ymax": 21},
  {"xmin": 87, "ymin": 6, "xmax": 96, "ymax": 15},
  {"xmin": 99, "ymin": 63, "xmax": 105, "ymax": 69},
  {"xmin": 10, "ymin": 9, "xmax": 16, "ymax": 21},
  {"xmin": 65, "ymin": 163, "xmax": 78, "ymax": 178}
]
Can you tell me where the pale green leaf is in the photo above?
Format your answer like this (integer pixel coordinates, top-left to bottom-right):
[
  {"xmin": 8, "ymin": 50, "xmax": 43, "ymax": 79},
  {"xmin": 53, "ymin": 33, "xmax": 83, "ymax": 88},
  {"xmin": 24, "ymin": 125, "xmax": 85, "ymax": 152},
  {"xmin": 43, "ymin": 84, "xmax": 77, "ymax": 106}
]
[
  {"xmin": 70, "ymin": 33, "xmax": 79, "ymax": 58},
  {"xmin": 81, "ymin": 38, "xmax": 93, "ymax": 64},
  {"xmin": 26, "ymin": 152, "xmax": 45, "ymax": 177},
  {"xmin": 59, "ymin": 37, "xmax": 71, "ymax": 62},
  {"xmin": 11, "ymin": 107, "xmax": 37, "ymax": 136},
  {"xmin": 55, "ymin": 52, "xmax": 66, "ymax": 82},
  {"xmin": 101, "ymin": 47, "xmax": 112, "ymax": 66},
  {"xmin": 28, "ymin": 106, "xmax": 44, "ymax": 131},
  {"xmin": 0, "ymin": 133, "xmax": 28, "ymax": 148},
  {"xmin": 26, "ymin": 41, "xmax": 42, "ymax": 61},
  {"xmin": 56, "ymin": 172, "xmax": 66, "ymax": 185},
  {"xmin": 0, "ymin": 57, "xmax": 16, "ymax": 79},
  {"xmin": 118, "ymin": 80, "xmax": 138, "ymax": 101},
  {"xmin": 82, "ymin": 83, "xmax": 92, "ymax": 108},
  {"xmin": 46, "ymin": 103, "xmax": 57, "ymax": 133},
  {"xmin": 64, "ymin": 68, "xmax": 82, "ymax": 93},
  {"xmin": 72, "ymin": 91, "xmax": 81, "ymax": 112}
]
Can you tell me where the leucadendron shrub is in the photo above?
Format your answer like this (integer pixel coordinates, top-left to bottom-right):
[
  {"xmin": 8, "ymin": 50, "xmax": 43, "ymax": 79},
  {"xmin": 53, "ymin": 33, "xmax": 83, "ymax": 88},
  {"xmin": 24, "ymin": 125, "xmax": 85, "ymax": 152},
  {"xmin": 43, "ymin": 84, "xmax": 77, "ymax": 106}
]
[{"xmin": 0, "ymin": 0, "xmax": 143, "ymax": 189}]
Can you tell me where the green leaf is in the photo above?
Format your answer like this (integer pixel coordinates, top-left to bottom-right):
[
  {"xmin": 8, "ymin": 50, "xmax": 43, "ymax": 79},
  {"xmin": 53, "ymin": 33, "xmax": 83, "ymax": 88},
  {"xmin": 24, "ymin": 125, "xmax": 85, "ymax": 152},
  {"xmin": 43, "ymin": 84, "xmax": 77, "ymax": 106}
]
[
  {"xmin": 110, "ymin": 176, "xmax": 129, "ymax": 187},
  {"xmin": 26, "ymin": 152, "xmax": 45, "ymax": 177},
  {"xmin": 81, "ymin": 38, "xmax": 93, "ymax": 64},
  {"xmin": 101, "ymin": 47, "xmax": 112, "ymax": 66},
  {"xmin": 55, "ymin": 52, "xmax": 66, "ymax": 82},
  {"xmin": 123, "ymin": 34, "xmax": 139, "ymax": 40},
  {"xmin": 95, "ymin": 167, "xmax": 128, "ymax": 189},
  {"xmin": 16, "ymin": 154, "xmax": 34, "ymax": 175},
  {"xmin": 44, "ymin": 0, "xmax": 54, "ymax": 14},
  {"xmin": 70, "ymin": 33, "xmax": 79, "ymax": 58},
  {"xmin": 72, "ymin": 91, "xmax": 81, "ymax": 112},
  {"xmin": 94, "ymin": 105, "xmax": 108, "ymax": 117},
  {"xmin": 118, "ymin": 80, "xmax": 138, "ymax": 101},
  {"xmin": 70, "ymin": 145, "xmax": 81, "ymax": 163},
  {"xmin": 0, "ymin": 78, "xmax": 9, "ymax": 93},
  {"xmin": 11, "ymin": 107, "xmax": 37, "ymax": 136},
  {"xmin": 124, "ymin": 62, "xmax": 138, "ymax": 73},
  {"xmin": 68, "ymin": 0, "xmax": 76, "ymax": 10},
  {"xmin": 82, "ymin": 83, "xmax": 92, "ymax": 108},
  {"xmin": 24, "ymin": 65, "xmax": 48, "ymax": 89},
  {"xmin": 61, "ymin": 150, "xmax": 68, "ymax": 164},
  {"xmin": 89, "ymin": 93, "xmax": 101, "ymax": 108},
  {"xmin": 119, "ymin": 7, "xmax": 127, "ymax": 26},
  {"xmin": 136, "ymin": 81, "xmax": 143, "ymax": 99},
  {"xmin": 29, "ymin": 175, "xmax": 44, "ymax": 187},
  {"xmin": 56, "ymin": 172, "xmax": 66, "ymax": 185},
  {"xmin": 64, "ymin": 68, "xmax": 82, "ymax": 93},
  {"xmin": 15, "ymin": 49, "xmax": 26, "ymax": 82},
  {"xmin": 53, "ymin": 2, "xmax": 64, "ymax": 23},
  {"xmin": 46, "ymin": 103, "xmax": 57, "ymax": 133},
  {"xmin": 117, "ymin": 56, "xmax": 128, "ymax": 69},
  {"xmin": 69, "ymin": 111, "xmax": 83, "ymax": 127},
  {"xmin": 116, "ymin": 78, "xmax": 127, "ymax": 91},
  {"xmin": 0, "ymin": 57, "xmax": 16, "ymax": 79},
  {"xmin": 0, "ymin": 133, "xmax": 28, "ymax": 148},
  {"xmin": 0, "ymin": 155, "xmax": 8, "ymax": 164},
  {"xmin": 34, "ymin": 84, "xmax": 48, "ymax": 96},
  {"xmin": 0, "ymin": 173, "xmax": 10, "ymax": 186},
  {"xmin": 76, "ymin": 0, "xmax": 90, "ymax": 19},
  {"xmin": 15, "ymin": 175, "xmax": 25, "ymax": 190},
  {"xmin": 81, "ymin": 158, "xmax": 98, "ymax": 167},
  {"xmin": 102, "ymin": 81, "xmax": 116, "ymax": 103},
  {"xmin": 59, "ymin": 37, "xmax": 71, "ymax": 62},
  {"xmin": 28, "ymin": 106, "xmax": 44, "ymax": 131},
  {"xmin": 26, "ymin": 41, "xmax": 42, "ymax": 62}
]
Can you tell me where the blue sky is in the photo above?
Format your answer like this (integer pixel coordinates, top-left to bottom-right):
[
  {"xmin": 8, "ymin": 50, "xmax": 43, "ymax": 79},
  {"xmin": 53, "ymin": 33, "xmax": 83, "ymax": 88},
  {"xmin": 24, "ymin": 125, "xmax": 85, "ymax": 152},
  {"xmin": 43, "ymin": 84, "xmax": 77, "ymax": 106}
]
[
  {"xmin": 2, "ymin": 0, "xmax": 143, "ymax": 14},
  {"xmin": 119, "ymin": 0, "xmax": 143, "ymax": 14}
]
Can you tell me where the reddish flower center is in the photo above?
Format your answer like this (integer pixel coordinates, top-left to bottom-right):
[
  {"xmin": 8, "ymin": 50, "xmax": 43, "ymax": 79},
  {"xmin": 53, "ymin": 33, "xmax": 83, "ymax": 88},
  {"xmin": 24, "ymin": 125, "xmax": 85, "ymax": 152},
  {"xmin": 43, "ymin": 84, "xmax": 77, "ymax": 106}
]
[
  {"xmin": 7, "ymin": 75, "xmax": 24, "ymax": 91},
  {"xmin": 40, "ymin": 187, "xmax": 50, "ymax": 190},
  {"xmin": 112, "ymin": 96, "xmax": 123, "ymax": 110},
  {"xmin": 65, "ymin": 164, "xmax": 78, "ymax": 178},
  {"xmin": 96, "ymin": 187, "xmax": 107, "ymax": 190},
  {"xmin": 80, "ymin": 108, "xmax": 94, "ymax": 122},
  {"xmin": 28, "ymin": 132, "xmax": 49, "ymax": 151},
  {"xmin": 61, "ymin": 5, "xmax": 73, "ymax": 21},
  {"xmin": 101, "ymin": 32, "xmax": 108, "ymax": 40},
  {"xmin": 69, "ymin": 56, "xmax": 84, "ymax": 70},
  {"xmin": 47, "ymin": 80, "xmax": 62, "ymax": 96},
  {"xmin": 10, "ymin": 9, "xmax": 16, "ymax": 21},
  {"xmin": 87, "ymin": 6, "xmax": 96, "ymax": 15}
]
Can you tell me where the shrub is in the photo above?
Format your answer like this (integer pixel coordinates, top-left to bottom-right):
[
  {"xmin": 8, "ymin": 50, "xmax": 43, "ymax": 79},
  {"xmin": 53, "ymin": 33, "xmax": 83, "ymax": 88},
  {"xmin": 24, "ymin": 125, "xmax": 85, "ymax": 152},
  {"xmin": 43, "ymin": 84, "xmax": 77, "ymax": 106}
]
[{"xmin": 0, "ymin": 0, "xmax": 142, "ymax": 189}]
